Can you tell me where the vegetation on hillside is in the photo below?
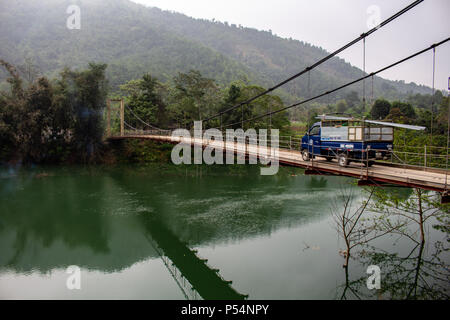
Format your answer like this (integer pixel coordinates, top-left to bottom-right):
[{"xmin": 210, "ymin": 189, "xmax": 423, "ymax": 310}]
[
  {"xmin": 1, "ymin": 56, "xmax": 448, "ymax": 166},
  {"xmin": 0, "ymin": 60, "xmax": 107, "ymax": 163},
  {"xmin": 0, "ymin": 61, "xmax": 292, "ymax": 164},
  {"xmin": 0, "ymin": 0, "xmax": 437, "ymax": 117}
]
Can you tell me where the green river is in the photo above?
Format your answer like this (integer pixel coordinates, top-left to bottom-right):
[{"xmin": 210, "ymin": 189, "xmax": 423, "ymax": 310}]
[{"xmin": 0, "ymin": 165, "xmax": 448, "ymax": 299}]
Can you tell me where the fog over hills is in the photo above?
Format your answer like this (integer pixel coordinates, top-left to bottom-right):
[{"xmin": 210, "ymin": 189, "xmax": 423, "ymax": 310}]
[{"xmin": 0, "ymin": 0, "xmax": 433, "ymax": 103}]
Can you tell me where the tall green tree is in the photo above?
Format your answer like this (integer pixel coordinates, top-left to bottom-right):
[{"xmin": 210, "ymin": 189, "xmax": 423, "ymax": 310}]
[
  {"xmin": 0, "ymin": 60, "xmax": 79, "ymax": 163},
  {"xmin": 345, "ymin": 91, "xmax": 360, "ymax": 109},
  {"xmin": 169, "ymin": 70, "xmax": 219, "ymax": 128},
  {"xmin": 370, "ymin": 99, "xmax": 391, "ymax": 120},
  {"xmin": 392, "ymin": 101, "xmax": 416, "ymax": 120},
  {"xmin": 218, "ymin": 84, "xmax": 290, "ymax": 133},
  {"xmin": 336, "ymin": 99, "xmax": 348, "ymax": 114},
  {"xmin": 59, "ymin": 63, "xmax": 108, "ymax": 162},
  {"xmin": 120, "ymin": 74, "xmax": 167, "ymax": 129}
]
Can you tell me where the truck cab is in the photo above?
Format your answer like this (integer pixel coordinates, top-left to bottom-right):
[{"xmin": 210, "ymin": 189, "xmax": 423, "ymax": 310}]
[{"xmin": 302, "ymin": 122, "xmax": 323, "ymax": 160}]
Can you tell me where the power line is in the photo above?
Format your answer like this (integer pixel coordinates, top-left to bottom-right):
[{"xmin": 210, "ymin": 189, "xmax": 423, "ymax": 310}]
[
  {"xmin": 222, "ymin": 38, "xmax": 450, "ymax": 128},
  {"xmin": 202, "ymin": 0, "xmax": 424, "ymax": 125}
]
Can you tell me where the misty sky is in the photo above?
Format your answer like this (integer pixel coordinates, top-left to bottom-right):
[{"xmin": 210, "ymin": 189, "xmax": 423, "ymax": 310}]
[{"xmin": 131, "ymin": 0, "xmax": 450, "ymax": 91}]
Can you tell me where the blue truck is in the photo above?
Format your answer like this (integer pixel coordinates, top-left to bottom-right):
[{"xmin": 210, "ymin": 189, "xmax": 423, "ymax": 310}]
[{"xmin": 301, "ymin": 115, "xmax": 426, "ymax": 167}]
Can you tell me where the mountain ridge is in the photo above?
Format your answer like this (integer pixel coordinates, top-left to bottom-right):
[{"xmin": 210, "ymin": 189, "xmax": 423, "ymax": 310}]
[{"xmin": 0, "ymin": 0, "xmax": 433, "ymax": 104}]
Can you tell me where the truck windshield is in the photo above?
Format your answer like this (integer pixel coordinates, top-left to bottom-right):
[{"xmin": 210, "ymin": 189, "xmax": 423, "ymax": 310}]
[{"xmin": 310, "ymin": 126, "xmax": 320, "ymax": 135}]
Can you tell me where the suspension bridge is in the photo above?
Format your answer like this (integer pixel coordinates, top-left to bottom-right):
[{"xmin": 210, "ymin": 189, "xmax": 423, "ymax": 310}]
[{"xmin": 106, "ymin": 0, "xmax": 450, "ymax": 201}]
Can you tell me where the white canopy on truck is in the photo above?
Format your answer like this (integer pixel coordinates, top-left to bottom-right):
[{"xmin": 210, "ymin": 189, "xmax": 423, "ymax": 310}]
[{"xmin": 315, "ymin": 115, "xmax": 426, "ymax": 131}]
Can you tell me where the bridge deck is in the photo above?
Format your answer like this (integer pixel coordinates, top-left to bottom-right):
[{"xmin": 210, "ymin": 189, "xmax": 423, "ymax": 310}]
[{"xmin": 109, "ymin": 135, "xmax": 450, "ymax": 193}]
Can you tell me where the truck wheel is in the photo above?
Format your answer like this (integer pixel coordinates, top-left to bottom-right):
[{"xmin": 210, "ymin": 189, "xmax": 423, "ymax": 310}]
[
  {"xmin": 338, "ymin": 154, "xmax": 349, "ymax": 167},
  {"xmin": 302, "ymin": 149, "xmax": 310, "ymax": 161}
]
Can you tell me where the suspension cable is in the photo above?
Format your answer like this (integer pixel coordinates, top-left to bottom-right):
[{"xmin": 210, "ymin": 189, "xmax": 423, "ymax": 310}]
[
  {"xmin": 430, "ymin": 47, "xmax": 436, "ymax": 145},
  {"xmin": 125, "ymin": 105, "xmax": 165, "ymax": 131},
  {"xmin": 307, "ymin": 70, "xmax": 311, "ymax": 128},
  {"xmin": 371, "ymin": 75, "xmax": 374, "ymax": 106},
  {"xmin": 363, "ymin": 37, "xmax": 366, "ymax": 111},
  {"xmin": 124, "ymin": 120, "xmax": 139, "ymax": 131},
  {"xmin": 221, "ymin": 38, "xmax": 450, "ymax": 128},
  {"xmin": 446, "ymin": 78, "xmax": 450, "ymax": 190},
  {"xmin": 201, "ymin": 0, "xmax": 424, "ymax": 125}
]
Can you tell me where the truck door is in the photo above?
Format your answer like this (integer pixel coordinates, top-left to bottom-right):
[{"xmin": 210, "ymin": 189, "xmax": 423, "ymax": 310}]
[{"xmin": 308, "ymin": 125, "xmax": 321, "ymax": 156}]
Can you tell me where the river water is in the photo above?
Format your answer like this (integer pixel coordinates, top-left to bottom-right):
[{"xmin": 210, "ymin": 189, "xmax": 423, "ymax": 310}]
[{"xmin": 0, "ymin": 165, "xmax": 448, "ymax": 299}]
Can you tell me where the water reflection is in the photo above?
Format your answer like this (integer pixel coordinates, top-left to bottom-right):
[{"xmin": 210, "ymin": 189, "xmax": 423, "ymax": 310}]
[
  {"xmin": 336, "ymin": 241, "xmax": 449, "ymax": 300},
  {"xmin": 143, "ymin": 215, "xmax": 247, "ymax": 300},
  {"xmin": 0, "ymin": 165, "xmax": 367, "ymax": 299},
  {"xmin": 0, "ymin": 168, "xmax": 157, "ymax": 273},
  {"xmin": 333, "ymin": 187, "xmax": 449, "ymax": 300},
  {"xmin": 306, "ymin": 176, "xmax": 328, "ymax": 189}
]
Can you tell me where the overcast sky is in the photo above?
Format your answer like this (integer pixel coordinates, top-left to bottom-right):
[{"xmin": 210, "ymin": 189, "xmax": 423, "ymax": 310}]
[{"xmin": 131, "ymin": 0, "xmax": 450, "ymax": 91}]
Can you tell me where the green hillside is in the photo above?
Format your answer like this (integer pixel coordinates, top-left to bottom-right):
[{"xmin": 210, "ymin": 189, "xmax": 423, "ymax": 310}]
[{"xmin": 0, "ymin": 0, "xmax": 432, "ymax": 103}]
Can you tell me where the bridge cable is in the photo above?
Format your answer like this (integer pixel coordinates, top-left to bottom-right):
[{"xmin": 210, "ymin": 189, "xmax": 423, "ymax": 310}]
[
  {"xmin": 221, "ymin": 38, "xmax": 450, "ymax": 128},
  {"xmin": 430, "ymin": 47, "xmax": 436, "ymax": 145},
  {"xmin": 201, "ymin": 0, "xmax": 424, "ymax": 125},
  {"xmin": 124, "ymin": 120, "xmax": 139, "ymax": 131},
  {"xmin": 446, "ymin": 80, "xmax": 450, "ymax": 190},
  {"xmin": 307, "ymin": 70, "xmax": 311, "ymax": 128},
  {"xmin": 371, "ymin": 75, "xmax": 374, "ymax": 106},
  {"xmin": 363, "ymin": 37, "xmax": 366, "ymax": 112},
  {"xmin": 125, "ymin": 105, "xmax": 166, "ymax": 131}
]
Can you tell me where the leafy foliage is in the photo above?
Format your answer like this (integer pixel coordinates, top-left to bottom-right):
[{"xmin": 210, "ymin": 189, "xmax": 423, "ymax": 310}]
[
  {"xmin": 370, "ymin": 99, "xmax": 391, "ymax": 120},
  {"xmin": 0, "ymin": 61, "xmax": 107, "ymax": 163},
  {"xmin": 0, "ymin": 0, "xmax": 435, "ymax": 118}
]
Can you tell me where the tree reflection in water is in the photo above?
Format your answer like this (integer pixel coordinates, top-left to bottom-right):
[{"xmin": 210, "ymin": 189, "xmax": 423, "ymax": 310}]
[{"xmin": 333, "ymin": 187, "xmax": 449, "ymax": 300}]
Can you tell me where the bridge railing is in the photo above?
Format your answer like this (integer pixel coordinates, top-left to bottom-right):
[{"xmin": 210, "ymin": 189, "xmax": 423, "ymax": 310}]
[
  {"xmin": 383, "ymin": 145, "xmax": 449, "ymax": 170},
  {"xmin": 123, "ymin": 129, "xmax": 173, "ymax": 137},
  {"xmin": 116, "ymin": 128, "xmax": 450, "ymax": 172}
]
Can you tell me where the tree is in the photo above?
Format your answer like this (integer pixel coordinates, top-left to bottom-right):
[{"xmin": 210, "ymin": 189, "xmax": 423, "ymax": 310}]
[
  {"xmin": 389, "ymin": 101, "xmax": 416, "ymax": 123},
  {"xmin": 120, "ymin": 74, "xmax": 167, "ymax": 129},
  {"xmin": 436, "ymin": 96, "xmax": 450, "ymax": 134},
  {"xmin": 219, "ymin": 84, "xmax": 290, "ymax": 133},
  {"xmin": 17, "ymin": 57, "xmax": 41, "ymax": 84},
  {"xmin": 370, "ymin": 99, "xmax": 391, "ymax": 120},
  {"xmin": 59, "ymin": 63, "xmax": 108, "ymax": 162},
  {"xmin": 386, "ymin": 107, "xmax": 405, "ymax": 123},
  {"xmin": 345, "ymin": 91, "xmax": 360, "ymax": 109},
  {"xmin": 332, "ymin": 186, "xmax": 449, "ymax": 300},
  {"xmin": 307, "ymin": 110, "xmax": 319, "ymax": 129},
  {"xmin": 332, "ymin": 187, "xmax": 400, "ymax": 269},
  {"xmin": 336, "ymin": 99, "xmax": 348, "ymax": 114},
  {"xmin": 0, "ymin": 60, "xmax": 84, "ymax": 163},
  {"xmin": 362, "ymin": 188, "xmax": 450, "ymax": 299},
  {"xmin": 332, "ymin": 187, "xmax": 402, "ymax": 300},
  {"xmin": 172, "ymin": 70, "xmax": 218, "ymax": 125},
  {"xmin": 218, "ymin": 84, "xmax": 246, "ymax": 129}
]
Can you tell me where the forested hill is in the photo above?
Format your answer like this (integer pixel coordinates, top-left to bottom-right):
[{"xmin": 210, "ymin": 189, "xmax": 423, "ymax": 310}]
[{"xmin": 0, "ymin": 0, "xmax": 431, "ymax": 102}]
